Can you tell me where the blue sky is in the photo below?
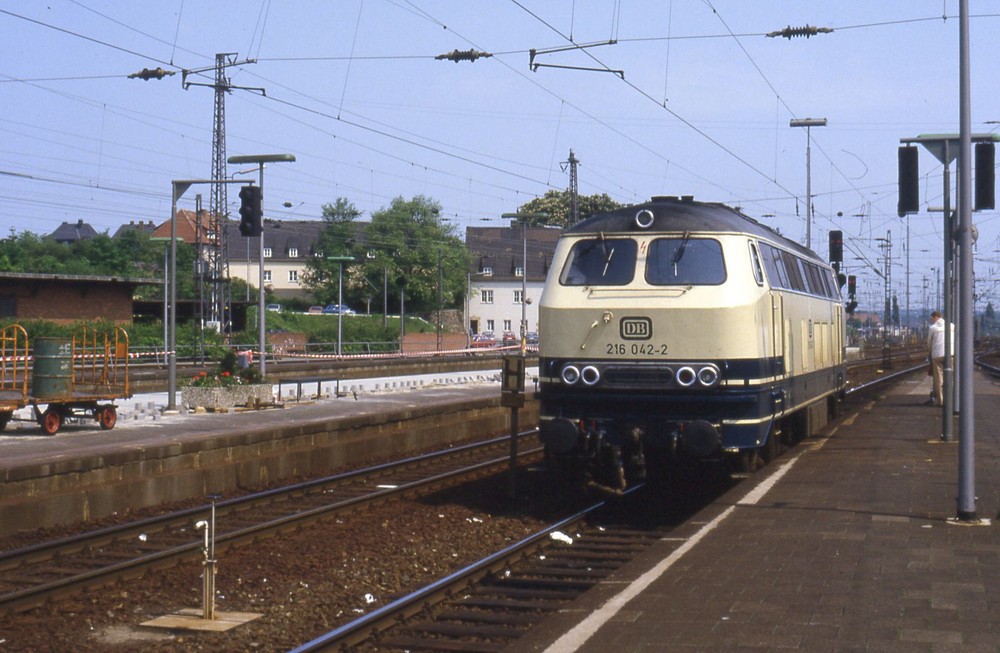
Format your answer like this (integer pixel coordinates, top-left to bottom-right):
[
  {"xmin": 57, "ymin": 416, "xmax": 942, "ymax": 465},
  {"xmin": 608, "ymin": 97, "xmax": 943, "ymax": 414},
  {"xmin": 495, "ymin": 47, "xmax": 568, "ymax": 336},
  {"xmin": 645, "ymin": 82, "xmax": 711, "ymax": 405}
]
[{"xmin": 2, "ymin": 1, "xmax": 999, "ymax": 314}]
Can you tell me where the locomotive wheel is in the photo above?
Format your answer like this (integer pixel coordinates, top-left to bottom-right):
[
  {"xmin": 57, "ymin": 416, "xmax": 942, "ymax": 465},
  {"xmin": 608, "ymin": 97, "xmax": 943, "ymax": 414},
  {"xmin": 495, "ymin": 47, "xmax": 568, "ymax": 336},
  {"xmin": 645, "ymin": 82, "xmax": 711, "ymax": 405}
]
[
  {"xmin": 0, "ymin": 411, "xmax": 10, "ymax": 432},
  {"xmin": 41, "ymin": 408, "xmax": 62, "ymax": 435},
  {"xmin": 762, "ymin": 431, "xmax": 781, "ymax": 463},
  {"xmin": 736, "ymin": 448, "xmax": 761, "ymax": 474},
  {"xmin": 98, "ymin": 405, "xmax": 117, "ymax": 430}
]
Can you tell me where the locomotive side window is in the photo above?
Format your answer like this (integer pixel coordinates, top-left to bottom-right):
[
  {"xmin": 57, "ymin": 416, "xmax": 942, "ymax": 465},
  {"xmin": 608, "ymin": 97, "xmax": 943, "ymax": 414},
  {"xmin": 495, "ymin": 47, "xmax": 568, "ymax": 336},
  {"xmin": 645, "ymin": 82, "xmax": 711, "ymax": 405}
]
[
  {"xmin": 646, "ymin": 237, "xmax": 726, "ymax": 285},
  {"xmin": 780, "ymin": 250, "xmax": 806, "ymax": 292},
  {"xmin": 759, "ymin": 242, "xmax": 837, "ymax": 299},
  {"xmin": 560, "ymin": 238, "xmax": 637, "ymax": 286},
  {"xmin": 749, "ymin": 241, "xmax": 765, "ymax": 286},
  {"xmin": 760, "ymin": 243, "xmax": 789, "ymax": 289}
]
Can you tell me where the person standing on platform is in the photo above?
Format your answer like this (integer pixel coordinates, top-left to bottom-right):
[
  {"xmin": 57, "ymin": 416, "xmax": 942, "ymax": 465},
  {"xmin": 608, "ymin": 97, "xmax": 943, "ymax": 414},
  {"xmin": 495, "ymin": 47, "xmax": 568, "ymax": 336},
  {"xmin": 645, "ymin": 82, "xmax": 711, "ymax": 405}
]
[{"xmin": 926, "ymin": 311, "xmax": 946, "ymax": 406}]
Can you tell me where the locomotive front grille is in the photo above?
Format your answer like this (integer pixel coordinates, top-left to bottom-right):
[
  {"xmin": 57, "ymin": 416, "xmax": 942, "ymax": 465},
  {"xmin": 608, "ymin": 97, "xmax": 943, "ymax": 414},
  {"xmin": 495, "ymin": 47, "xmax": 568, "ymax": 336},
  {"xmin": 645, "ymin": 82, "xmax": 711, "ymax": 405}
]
[{"xmin": 602, "ymin": 366, "xmax": 676, "ymax": 387}]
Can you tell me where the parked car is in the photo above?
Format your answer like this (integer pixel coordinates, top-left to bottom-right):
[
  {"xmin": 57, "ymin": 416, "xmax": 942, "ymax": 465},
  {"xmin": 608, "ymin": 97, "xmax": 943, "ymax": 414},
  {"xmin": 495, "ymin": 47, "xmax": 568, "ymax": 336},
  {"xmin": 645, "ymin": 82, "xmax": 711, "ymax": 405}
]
[
  {"xmin": 307, "ymin": 305, "xmax": 324, "ymax": 314},
  {"xmin": 323, "ymin": 303, "xmax": 356, "ymax": 315},
  {"xmin": 265, "ymin": 303, "xmax": 282, "ymax": 312},
  {"xmin": 502, "ymin": 331, "xmax": 518, "ymax": 346},
  {"xmin": 526, "ymin": 331, "xmax": 539, "ymax": 345},
  {"xmin": 470, "ymin": 333, "xmax": 496, "ymax": 348}
]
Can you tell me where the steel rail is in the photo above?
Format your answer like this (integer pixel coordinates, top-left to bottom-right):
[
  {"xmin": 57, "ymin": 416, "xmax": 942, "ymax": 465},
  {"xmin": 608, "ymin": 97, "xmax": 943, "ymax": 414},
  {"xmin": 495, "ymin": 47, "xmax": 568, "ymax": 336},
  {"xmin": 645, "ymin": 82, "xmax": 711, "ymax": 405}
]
[
  {"xmin": 0, "ymin": 432, "xmax": 541, "ymax": 615},
  {"xmin": 288, "ymin": 488, "xmax": 643, "ymax": 653}
]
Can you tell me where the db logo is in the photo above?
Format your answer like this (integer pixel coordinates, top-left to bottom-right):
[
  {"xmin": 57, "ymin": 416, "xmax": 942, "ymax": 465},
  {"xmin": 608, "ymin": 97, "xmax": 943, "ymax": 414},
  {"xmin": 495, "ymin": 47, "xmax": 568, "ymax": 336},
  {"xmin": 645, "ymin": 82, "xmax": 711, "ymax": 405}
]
[{"xmin": 620, "ymin": 317, "xmax": 652, "ymax": 340}]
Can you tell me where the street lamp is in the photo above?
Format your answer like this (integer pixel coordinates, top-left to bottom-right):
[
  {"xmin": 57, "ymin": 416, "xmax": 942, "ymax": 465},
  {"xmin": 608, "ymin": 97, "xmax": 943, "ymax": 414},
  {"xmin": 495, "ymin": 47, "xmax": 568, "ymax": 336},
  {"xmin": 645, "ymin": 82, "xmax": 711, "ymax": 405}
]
[
  {"xmin": 327, "ymin": 256, "xmax": 354, "ymax": 356},
  {"xmin": 226, "ymin": 153, "xmax": 296, "ymax": 378},
  {"xmin": 501, "ymin": 212, "xmax": 547, "ymax": 354},
  {"xmin": 790, "ymin": 118, "xmax": 827, "ymax": 250}
]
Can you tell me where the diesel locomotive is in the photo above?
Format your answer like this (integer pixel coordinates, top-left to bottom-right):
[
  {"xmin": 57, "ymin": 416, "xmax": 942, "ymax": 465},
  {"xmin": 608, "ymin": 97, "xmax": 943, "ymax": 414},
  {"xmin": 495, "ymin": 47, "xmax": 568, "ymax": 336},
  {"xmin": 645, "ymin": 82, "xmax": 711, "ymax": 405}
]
[{"xmin": 537, "ymin": 196, "xmax": 846, "ymax": 493}]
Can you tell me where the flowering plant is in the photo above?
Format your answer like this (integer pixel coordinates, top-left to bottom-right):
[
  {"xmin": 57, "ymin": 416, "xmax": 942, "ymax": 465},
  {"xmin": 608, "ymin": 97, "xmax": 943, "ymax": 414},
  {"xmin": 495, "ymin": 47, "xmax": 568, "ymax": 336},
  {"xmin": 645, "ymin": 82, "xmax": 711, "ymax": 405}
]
[
  {"xmin": 188, "ymin": 370, "xmax": 244, "ymax": 388},
  {"xmin": 185, "ymin": 350, "xmax": 263, "ymax": 387}
]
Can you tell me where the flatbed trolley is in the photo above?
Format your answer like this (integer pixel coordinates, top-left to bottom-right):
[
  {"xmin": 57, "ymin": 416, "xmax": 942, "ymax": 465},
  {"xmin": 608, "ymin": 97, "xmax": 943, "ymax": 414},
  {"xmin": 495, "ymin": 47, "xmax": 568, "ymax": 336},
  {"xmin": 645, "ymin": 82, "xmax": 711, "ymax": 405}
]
[{"xmin": 0, "ymin": 324, "xmax": 131, "ymax": 435}]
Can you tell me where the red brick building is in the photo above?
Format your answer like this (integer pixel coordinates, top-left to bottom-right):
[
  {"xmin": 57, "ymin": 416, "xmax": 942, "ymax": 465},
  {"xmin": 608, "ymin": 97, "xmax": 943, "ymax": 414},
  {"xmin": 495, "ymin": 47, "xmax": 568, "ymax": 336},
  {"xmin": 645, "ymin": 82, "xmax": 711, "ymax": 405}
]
[{"xmin": 0, "ymin": 272, "xmax": 161, "ymax": 325}]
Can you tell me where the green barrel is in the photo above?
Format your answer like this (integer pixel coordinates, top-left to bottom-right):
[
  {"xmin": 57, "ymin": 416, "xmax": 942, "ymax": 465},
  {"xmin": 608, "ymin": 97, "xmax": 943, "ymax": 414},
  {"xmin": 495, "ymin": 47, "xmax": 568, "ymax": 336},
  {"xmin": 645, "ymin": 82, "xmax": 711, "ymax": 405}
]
[{"xmin": 32, "ymin": 338, "xmax": 74, "ymax": 399}]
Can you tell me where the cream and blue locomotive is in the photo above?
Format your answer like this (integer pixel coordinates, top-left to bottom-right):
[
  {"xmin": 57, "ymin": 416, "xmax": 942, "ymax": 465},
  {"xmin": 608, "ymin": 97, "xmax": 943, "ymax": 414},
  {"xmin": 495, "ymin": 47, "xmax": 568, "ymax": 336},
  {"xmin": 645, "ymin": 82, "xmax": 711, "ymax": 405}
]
[{"xmin": 537, "ymin": 196, "xmax": 846, "ymax": 493}]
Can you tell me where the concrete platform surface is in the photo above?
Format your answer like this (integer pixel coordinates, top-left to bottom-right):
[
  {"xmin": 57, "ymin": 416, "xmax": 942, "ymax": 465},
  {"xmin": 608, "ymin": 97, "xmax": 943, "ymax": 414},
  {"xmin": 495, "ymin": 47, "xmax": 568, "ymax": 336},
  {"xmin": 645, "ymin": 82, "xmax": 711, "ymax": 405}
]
[{"xmin": 519, "ymin": 371, "xmax": 1000, "ymax": 652}]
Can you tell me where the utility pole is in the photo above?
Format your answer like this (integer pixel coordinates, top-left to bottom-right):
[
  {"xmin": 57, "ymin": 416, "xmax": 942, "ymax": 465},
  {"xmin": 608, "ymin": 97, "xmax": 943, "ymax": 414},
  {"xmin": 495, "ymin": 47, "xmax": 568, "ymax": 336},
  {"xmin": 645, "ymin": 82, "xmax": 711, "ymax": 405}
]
[{"xmin": 877, "ymin": 231, "xmax": 892, "ymax": 368}]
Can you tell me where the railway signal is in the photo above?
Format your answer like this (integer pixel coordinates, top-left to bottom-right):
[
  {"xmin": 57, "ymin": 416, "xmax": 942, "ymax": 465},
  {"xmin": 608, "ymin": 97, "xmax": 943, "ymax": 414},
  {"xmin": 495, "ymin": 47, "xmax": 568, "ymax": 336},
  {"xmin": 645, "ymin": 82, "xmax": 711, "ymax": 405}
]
[
  {"xmin": 238, "ymin": 185, "xmax": 262, "ymax": 237},
  {"xmin": 846, "ymin": 275, "xmax": 858, "ymax": 314}
]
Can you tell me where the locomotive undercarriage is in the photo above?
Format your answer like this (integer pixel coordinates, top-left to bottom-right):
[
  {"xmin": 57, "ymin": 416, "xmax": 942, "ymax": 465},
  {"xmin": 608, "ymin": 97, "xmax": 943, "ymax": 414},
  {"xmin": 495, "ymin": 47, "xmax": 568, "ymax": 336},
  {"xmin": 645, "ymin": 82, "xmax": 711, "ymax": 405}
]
[{"xmin": 539, "ymin": 387, "xmax": 775, "ymax": 494}]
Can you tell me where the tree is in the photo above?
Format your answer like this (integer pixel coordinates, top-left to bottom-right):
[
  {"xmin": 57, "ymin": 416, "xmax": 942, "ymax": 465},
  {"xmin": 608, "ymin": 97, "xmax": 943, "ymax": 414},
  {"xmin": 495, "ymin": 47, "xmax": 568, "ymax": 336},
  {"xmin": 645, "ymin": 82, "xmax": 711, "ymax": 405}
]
[
  {"xmin": 517, "ymin": 190, "xmax": 625, "ymax": 228},
  {"xmin": 360, "ymin": 196, "xmax": 468, "ymax": 313},
  {"xmin": 0, "ymin": 227, "xmax": 194, "ymax": 301},
  {"xmin": 983, "ymin": 302, "xmax": 997, "ymax": 335},
  {"xmin": 302, "ymin": 197, "xmax": 363, "ymax": 302},
  {"xmin": 891, "ymin": 294, "xmax": 900, "ymax": 328}
]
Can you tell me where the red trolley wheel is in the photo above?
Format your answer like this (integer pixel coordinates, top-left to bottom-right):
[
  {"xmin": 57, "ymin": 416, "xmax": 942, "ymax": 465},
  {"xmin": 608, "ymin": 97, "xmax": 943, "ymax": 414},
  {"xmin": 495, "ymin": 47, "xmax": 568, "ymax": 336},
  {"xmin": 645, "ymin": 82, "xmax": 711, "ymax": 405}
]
[
  {"xmin": 41, "ymin": 408, "xmax": 62, "ymax": 435},
  {"xmin": 99, "ymin": 405, "xmax": 117, "ymax": 430}
]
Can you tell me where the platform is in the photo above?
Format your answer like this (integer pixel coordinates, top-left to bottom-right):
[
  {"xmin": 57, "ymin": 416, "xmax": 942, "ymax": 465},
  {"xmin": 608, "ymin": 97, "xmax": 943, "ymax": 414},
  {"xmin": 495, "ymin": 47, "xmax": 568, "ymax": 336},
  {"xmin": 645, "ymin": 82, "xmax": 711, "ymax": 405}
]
[
  {"xmin": 0, "ymin": 370, "xmax": 538, "ymax": 536},
  {"xmin": 519, "ymin": 370, "xmax": 1000, "ymax": 652}
]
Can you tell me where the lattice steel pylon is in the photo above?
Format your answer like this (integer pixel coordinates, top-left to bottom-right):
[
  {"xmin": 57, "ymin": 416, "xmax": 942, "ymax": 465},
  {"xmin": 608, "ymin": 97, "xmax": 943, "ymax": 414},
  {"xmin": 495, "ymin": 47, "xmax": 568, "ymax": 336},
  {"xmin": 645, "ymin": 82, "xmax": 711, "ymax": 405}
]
[
  {"xmin": 208, "ymin": 52, "xmax": 231, "ymax": 338},
  {"xmin": 183, "ymin": 53, "xmax": 261, "ymax": 340},
  {"xmin": 562, "ymin": 149, "xmax": 580, "ymax": 225}
]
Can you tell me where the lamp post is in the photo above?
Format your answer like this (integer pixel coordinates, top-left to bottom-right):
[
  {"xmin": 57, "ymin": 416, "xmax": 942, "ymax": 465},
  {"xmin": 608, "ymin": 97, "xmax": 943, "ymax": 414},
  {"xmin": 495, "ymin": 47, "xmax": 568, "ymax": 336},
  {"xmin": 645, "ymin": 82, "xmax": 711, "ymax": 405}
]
[
  {"xmin": 501, "ymin": 212, "xmax": 547, "ymax": 354},
  {"xmin": 790, "ymin": 118, "xmax": 827, "ymax": 250},
  {"xmin": 227, "ymin": 153, "xmax": 296, "ymax": 379},
  {"xmin": 327, "ymin": 256, "xmax": 354, "ymax": 356}
]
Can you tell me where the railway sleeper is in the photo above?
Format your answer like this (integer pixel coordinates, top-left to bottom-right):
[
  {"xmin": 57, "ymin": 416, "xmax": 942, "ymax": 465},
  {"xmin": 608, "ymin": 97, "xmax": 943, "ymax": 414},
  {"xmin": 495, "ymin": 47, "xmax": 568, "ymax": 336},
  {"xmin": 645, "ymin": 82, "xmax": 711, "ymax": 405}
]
[
  {"xmin": 435, "ymin": 609, "xmax": 541, "ymax": 625},
  {"xmin": 409, "ymin": 622, "xmax": 526, "ymax": 639},
  {"xmin": 473, "ymin": 585, "xmax": 582, "ymax": 601},
  {"xmin": 379, "ymin": 634, "xmax": 506, "ymax": 653},
  {"xmin": 456, "ymin": 597, "xmax": 568, "ymax": 611}
]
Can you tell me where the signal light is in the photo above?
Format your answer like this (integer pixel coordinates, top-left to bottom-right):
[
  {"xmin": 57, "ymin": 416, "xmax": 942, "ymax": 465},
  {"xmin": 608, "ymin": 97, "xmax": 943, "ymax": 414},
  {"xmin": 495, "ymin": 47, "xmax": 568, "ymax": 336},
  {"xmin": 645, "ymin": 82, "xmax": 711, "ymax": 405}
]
[
  {"xmin": 828, "ymin": 230, "xmax": 843, "ymax": 264},
  {"xmin": 897, "ymin": 146, "xmax": 919, "ymax": 216},
  {"xmin": 975, "ymin": 142, "xmax": 995, "ymax": 211},
  {"xmin": 238, "ymin": 185, "xmax": 262, "ymax": 237}
]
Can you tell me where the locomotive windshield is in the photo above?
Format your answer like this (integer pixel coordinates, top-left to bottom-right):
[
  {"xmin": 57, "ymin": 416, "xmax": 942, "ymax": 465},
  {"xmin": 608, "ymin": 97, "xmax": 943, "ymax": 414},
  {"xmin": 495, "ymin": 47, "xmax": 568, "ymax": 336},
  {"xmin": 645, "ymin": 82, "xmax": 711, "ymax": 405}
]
[
  {"xmin": 559, "ymin": 237, "xmax": 637, "ymax": 286},
  {"xmin": 646, "ymin": 237, "xmax": 726, "ymax": 285}
]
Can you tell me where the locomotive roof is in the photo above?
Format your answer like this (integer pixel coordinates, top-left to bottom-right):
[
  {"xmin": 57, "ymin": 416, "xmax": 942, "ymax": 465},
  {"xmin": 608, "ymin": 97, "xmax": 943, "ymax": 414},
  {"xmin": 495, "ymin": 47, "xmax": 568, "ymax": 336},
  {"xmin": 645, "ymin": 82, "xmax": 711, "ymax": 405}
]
[{"xmin": 565, "ymin": 196, "xmax": 821, "ymax": 263}]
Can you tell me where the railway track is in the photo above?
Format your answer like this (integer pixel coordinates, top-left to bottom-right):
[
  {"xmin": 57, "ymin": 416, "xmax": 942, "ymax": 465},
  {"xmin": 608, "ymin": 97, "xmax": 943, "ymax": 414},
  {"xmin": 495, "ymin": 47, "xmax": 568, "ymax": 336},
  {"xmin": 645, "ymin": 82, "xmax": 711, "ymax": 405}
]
[
  {"xmin": 286, "ymin": 360, "xmax": 937, "ymax": 652},
  {"xmin": 0, "ymin": 432, "xmax": 542, "ymax": 616},
  {"xmin": 290, "ymin": 489, "xmax": 661, "ymax": 653}
]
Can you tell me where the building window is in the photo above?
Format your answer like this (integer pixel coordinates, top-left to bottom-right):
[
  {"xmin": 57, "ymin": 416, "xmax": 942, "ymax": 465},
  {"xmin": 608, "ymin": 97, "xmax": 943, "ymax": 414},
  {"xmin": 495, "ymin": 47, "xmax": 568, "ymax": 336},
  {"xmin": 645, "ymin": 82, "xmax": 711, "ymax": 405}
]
[
  {"xmin": 481, "ymin": 266, "xmax": 493, "ymax": 276},
  {"xmin": 515, "ymin": 266, "xmax": 524, "ymax": 278},
  {"xmin": 486, "ymin": 319, "xmax": 495, "ymax": 332},
  {"xmin": 288, "ymin": 270, "xmax": 299, "ymax": 283},
  {"xmin": 263, "ymin": 270, "xmax": 272, "ymax": 283},
  {"xmin": 263, "ymin": 247, "xmax": 272, "ymax": 258},
  {"xmin": 513, "ymin": 289, "xmax": 524, "ymax": 304},
  {"xmin": 481, "ymin": 289, "xmax": 493, "ymax": 304},
  {"xmin": 503, "ymin": 320, "xmax": 512, "ymax": 331},
  {"xmin": 288, "ymin": 247, "xmax": 298, "ymax": 258}
]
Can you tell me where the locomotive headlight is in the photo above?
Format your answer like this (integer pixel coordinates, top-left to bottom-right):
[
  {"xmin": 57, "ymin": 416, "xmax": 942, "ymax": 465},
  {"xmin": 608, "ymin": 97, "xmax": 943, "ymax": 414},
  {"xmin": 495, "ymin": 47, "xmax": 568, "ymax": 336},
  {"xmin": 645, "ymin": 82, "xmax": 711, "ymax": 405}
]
[
  {"xmin": 635, "ymin": 209, "xmax": 655, "ymax": 229},
  {"xmin": 561, "ymin": 365, "xmax": 581, "ymax": 385},
  {"xmin": 676, "ymin": 366, "xmax": 696, "ymax": 387},
  {"xmin": 581, "ymin": 365, "xmax": 601, "ymax": 386},
  {"xmin": 697, "ymin": 365, "xmax": 720, "ymax": 387}
]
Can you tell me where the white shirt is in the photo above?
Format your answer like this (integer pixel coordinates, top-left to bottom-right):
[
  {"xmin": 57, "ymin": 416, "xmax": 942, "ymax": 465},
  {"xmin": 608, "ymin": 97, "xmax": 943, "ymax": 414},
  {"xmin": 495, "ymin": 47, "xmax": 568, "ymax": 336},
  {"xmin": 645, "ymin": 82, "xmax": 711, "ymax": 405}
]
[{"xmin": 928, "ymin": 317, "xmax": 949, "ymax": 359}]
